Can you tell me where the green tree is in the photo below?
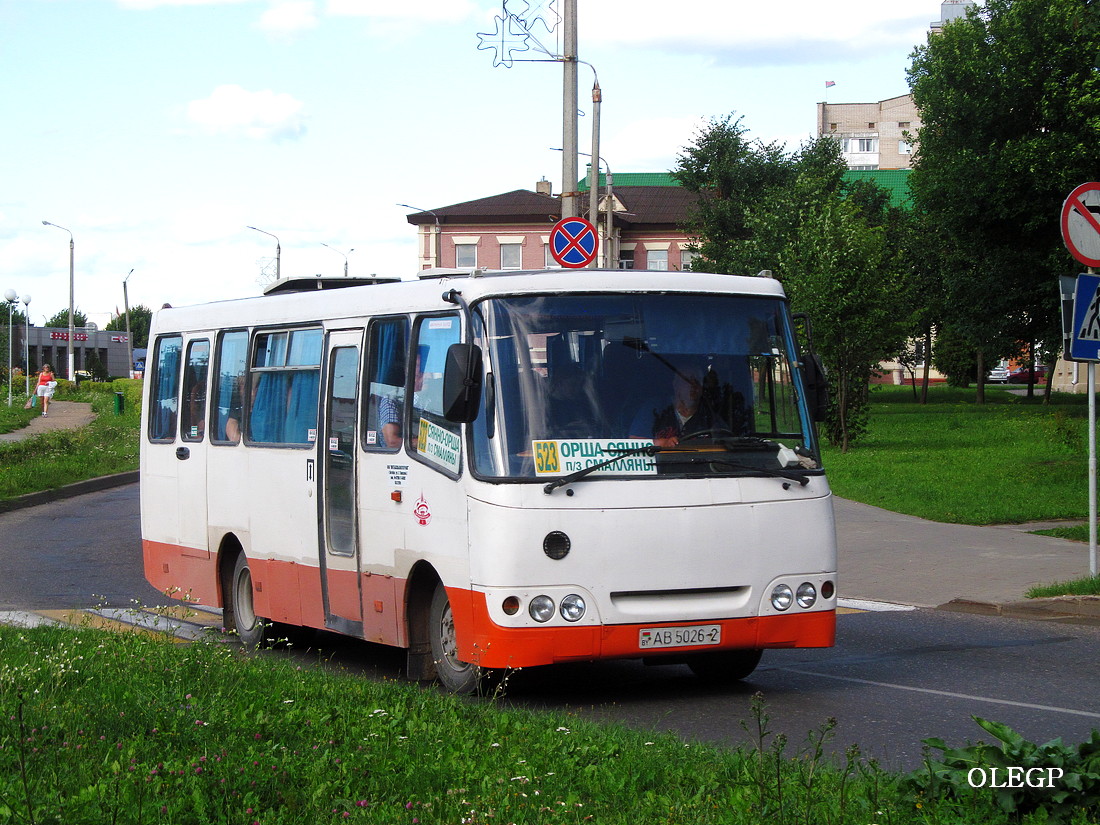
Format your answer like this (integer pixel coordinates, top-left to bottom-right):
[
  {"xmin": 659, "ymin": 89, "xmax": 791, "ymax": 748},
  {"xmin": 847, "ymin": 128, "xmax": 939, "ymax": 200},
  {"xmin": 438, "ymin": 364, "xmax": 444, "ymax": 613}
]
[
  {"xmin": 674, "ymin": 114, "xmax": 797, "ymax": 274},
  {"xmin": 676, "ymin": 120, "xmax": 906, "ymax": 449},
  {"xmin": 45, "ymin": 308, "xmax": 88, "ymax": 329},
  {"xmin": 104, "ymin": 304, "xmax": 152, "ymax": 348},
  {"xmin": 907, "ymin": 0, "xmax": 1100, "ymax": 399}
]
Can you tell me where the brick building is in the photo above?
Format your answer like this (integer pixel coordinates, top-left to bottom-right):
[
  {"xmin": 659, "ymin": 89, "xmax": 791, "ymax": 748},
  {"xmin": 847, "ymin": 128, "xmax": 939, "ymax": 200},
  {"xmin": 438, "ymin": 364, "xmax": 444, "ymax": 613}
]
[{"xmin": 404, "ymin": 174, "xmax": 702, "ymax": 272}]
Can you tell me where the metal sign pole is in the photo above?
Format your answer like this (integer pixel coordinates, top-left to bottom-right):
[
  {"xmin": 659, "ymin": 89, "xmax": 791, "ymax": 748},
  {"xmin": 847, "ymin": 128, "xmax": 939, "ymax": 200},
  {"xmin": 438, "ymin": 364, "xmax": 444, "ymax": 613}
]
[{"xmin": 1092, "ymin": 362, "xmax": 1098, "ymax": 575}]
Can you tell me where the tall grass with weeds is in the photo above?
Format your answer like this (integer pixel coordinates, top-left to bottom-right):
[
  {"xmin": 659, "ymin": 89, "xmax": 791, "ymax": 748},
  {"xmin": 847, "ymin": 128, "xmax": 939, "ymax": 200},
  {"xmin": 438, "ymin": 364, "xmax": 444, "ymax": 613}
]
[
  {"xmin": 823, "ymin": 385, "xmax": 1091, "ymax": 525},
  {"xmin": 0, "ymin": 624, "xmax": 1082, "ymax": 824},
  {"xmin": 0, "ymin": 379, "xmax": 141, "ymax": 500}
]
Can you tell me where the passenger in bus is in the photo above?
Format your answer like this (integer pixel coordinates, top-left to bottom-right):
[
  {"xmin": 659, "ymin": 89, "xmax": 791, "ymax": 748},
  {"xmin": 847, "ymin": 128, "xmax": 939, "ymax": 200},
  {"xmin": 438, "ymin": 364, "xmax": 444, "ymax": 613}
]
[
  {"xmin": 375, "ymin": 350, "xmax": 425, "ymax": 449},
  {"xmin": 629, "ymin": 361, "xmax": 729, "ymax": 447},
  {"xmin": 224, "ymin": 379, "xmax": 244, "ymax": 443}
]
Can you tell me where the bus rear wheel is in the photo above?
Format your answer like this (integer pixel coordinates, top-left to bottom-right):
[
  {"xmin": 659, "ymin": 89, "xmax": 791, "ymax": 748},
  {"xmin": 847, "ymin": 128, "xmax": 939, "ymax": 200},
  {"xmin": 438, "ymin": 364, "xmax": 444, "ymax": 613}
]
[
  {"xmin": 428, "ymin": 584, "xmax": 487, "ymax": 695},
  {"xmin": 229, "ymin": 554, "xmax": 269, "ymax": 650},
  {"xmin": 687, "ymin": 649, "xmax": 763, "ymax": 681}
]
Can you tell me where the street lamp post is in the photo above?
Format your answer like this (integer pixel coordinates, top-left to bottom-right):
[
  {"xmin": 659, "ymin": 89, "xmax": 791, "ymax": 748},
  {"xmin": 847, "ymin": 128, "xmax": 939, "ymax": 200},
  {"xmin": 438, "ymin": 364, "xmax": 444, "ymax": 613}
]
[
  {"xmin": 21, "ymin": 295, "xmax": 31, "ymax": 396},
  {"xmin": 396, "ymin": 204, "xmax": 442, "ymax": 269},
  {"xmin": 4, "ymin": 288, "xmax": 15, "ymax": 407},
  {"xmin": 246, "ymin": 226, "xmax": 281, "ymax": 282},
  {"xmin": 320, "ymin": 243, "xmax": 353, "ymax": 277},
  {"xmin": 123, "ymin": 269, "xmax": 134, "ymax": 379},
  {"xmin": 42, "ymin": 220, "xmax": 76, "ymax": 381},
  {"xmin": 551, "ymin": 148, "xmax": 614, "ymax": 268}
]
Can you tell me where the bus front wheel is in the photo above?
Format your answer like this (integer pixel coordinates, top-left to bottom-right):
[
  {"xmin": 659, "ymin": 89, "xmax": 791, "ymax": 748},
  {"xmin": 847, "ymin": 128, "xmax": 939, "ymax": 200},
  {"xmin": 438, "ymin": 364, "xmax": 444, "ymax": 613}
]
[
  {"xmin": 687, "ymin": 649, "xmax": 763, "ymax": 681},
  {"xmin": 229, "ymin": 554, "xmax": 268, "ymax": 650},
  {"xmin": 428, "ymin": 584, "xmax": 483, "ymax": 694}
]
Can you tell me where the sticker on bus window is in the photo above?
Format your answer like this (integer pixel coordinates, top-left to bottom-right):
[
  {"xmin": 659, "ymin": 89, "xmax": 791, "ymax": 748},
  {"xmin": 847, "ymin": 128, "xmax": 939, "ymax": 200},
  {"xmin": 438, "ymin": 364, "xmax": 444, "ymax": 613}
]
[
  {"xmin": 417, "ymin": 418, "xmax": 462, "ymax": 474},
  {"xmin": 427, "ymin": 319, "xmax": 453, "ymax": 330},
  {"xmin": 532, "ymin": 439, "xmax": 657, "ymax": 477}
]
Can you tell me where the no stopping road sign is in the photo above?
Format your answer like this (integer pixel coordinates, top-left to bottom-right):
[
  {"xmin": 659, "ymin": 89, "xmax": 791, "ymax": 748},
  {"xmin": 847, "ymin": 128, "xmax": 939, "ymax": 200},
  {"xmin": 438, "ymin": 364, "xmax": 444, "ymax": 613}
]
[{"xmin": 549, "ymin": 217, "xmax": 599, "ymax": 268}]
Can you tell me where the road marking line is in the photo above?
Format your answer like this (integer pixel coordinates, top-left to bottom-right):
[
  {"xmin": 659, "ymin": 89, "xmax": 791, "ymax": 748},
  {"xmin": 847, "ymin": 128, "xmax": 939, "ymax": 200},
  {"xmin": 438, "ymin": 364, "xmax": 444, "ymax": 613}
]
[
  {"xmin": 779, "ymin": 668, "xmax": 1100, "ymax": 720},
  {"xmin": 838, "ymin": 598, "xmax": 917, "ymax": 612}
]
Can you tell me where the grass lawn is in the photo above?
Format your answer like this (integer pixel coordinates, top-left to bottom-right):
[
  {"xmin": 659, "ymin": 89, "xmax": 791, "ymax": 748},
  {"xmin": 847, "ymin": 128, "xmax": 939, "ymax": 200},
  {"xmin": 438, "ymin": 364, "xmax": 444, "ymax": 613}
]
[
  {"xmin": 0, "ymin": 379, "xmax": 141, "ymax": 500},
  {"xmin": 822, "ymin": 385, "xmax": 1091, "ymax": 525},
  {"xmin": 0, "ymin": 622, "xmax": 1080, "ymax": 825}
]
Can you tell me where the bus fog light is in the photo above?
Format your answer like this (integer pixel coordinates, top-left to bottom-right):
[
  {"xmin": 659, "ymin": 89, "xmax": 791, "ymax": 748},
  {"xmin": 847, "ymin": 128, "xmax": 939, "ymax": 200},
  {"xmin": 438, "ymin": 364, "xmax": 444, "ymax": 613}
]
[
  {"xmin": 529, "ymin": 595, "xmax": 555, "ymax": 623},
  {"xmin": 796, "ymin": 582, "xmax": 817, "ymax": 609},
  {"xmin": 821, "ymin": 580, "xmax": 835, "ymax": 600},
  {"xmin": 770, "ymin": 584, "xmax": 793, "ymax": 611},
  {"xmin": 559, "ymin": 594, "xmax": 586, "ymax": 622},
  {"xmin": 502, "ymin": 596, "xmax": 520, "ymax": 615}
]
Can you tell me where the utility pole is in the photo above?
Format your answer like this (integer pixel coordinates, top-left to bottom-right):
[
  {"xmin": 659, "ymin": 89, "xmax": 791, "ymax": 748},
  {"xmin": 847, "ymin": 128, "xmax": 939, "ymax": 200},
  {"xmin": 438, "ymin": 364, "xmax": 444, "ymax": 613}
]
[
  {"xmin": 123, "ymin": 269, "xmax": 134, "ymax": 379},
  {"xmin": 561, "ymin": 0, "xmax": 578, "ymax": 219},
  {"xmin": 588, "ymin": 76, "xmax": 601, "ymax": 266}
]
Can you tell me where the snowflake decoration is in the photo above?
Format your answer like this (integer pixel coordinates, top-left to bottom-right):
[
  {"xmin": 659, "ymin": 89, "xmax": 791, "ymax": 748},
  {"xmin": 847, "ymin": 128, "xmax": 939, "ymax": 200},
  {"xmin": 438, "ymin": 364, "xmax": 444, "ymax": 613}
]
[
  {"xmin": 477, "ymin": 0, "xmax": 561, "ymax": 68},
  {"xmin": 476, "ymin": 11, "xmax": 532, "ymax": 68}
]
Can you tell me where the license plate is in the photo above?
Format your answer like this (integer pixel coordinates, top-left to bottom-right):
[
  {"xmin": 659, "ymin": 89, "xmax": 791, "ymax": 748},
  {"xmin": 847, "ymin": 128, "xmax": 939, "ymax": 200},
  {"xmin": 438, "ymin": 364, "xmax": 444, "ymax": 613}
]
[{"xmin": 638, "ymin": 624, "xmax": 722, "ymax": 649}]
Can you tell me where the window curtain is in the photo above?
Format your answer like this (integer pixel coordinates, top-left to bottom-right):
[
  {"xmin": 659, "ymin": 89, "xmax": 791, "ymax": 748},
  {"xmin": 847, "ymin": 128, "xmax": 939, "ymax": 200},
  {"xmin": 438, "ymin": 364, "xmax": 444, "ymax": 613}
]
[{"xmin": 151, "ymin": 338, "xmax": 181, "ymax": 440}]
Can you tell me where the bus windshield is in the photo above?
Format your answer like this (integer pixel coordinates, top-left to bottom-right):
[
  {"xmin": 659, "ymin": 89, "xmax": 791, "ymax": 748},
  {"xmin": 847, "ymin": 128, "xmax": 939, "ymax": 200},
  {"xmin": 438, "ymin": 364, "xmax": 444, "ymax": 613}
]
[{"xmin": 470, "ymin": 292, "xmax": 821, "ymax": 482}]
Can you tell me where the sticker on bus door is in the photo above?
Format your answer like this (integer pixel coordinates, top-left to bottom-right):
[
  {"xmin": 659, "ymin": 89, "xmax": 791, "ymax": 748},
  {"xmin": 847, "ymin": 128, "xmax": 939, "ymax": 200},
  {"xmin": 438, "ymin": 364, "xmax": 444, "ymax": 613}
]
[
  {"xmin": 532, "ymin": 439, "xmax": 658, "ymax": 476},
  {"xmin": 417, "ymin": 418, "xmax": 462, "ymax": 474}
]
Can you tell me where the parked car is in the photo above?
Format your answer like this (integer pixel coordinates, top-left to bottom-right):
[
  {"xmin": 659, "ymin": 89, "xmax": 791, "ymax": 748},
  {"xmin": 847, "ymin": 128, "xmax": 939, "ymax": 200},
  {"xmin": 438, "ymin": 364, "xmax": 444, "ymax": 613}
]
[
  {"xmin": 1007, "ymin": 366, "xmax": 1048, "ymax": 384},
  {"xmin": 987, "ymin": 365, "xmax": 1010, "ymax": 383}
]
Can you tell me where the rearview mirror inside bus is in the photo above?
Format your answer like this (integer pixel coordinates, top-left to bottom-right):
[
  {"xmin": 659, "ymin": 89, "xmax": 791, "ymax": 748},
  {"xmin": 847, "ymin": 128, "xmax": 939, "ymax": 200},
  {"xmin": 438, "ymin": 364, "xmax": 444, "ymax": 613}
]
[{"xmin": 442, "ymin": 343, "xmax": 483, "ymax": 423}]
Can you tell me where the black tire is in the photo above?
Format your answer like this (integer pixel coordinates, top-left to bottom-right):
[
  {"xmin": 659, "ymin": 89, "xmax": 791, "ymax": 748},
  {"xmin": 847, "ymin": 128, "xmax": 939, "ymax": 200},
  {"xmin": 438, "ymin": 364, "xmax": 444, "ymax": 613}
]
[
  {"xmin": 229, "ymin": 554, "xmax": 268, "ymax": 649},
  {"xmin": 428, "ymin": 583, "xmax": 483, "ymax": 694},
  {"xmin": 687, "ymin": 649, "xmax": 763, "ymax": 681}
]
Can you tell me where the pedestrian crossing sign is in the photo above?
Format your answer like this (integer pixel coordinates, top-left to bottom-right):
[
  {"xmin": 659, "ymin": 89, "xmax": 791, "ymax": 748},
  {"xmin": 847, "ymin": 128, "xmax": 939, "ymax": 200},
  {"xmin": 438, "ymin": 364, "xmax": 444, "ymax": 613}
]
[{"xmin": 1070, "ymin": 274, "xmax": 1100, "ymax": 361}]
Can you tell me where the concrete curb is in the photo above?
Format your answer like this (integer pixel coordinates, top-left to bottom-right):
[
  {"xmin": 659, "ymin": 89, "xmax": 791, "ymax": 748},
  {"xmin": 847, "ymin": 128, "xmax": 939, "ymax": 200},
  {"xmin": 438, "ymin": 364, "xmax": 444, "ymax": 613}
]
[
  {"xmin": 938, "ymin": 596, "xmax": 1100, "ymax": 626},
  {"xmin": 0, "ymin": 471, "xmax": 140, "ymax": 514}
]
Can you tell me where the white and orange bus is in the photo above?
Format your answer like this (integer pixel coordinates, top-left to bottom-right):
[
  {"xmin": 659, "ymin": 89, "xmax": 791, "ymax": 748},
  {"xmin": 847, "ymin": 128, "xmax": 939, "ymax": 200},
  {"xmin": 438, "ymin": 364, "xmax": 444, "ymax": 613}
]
[{"xmin": 141, "ymin": 268, "xmax": 836, "ymax": 692}]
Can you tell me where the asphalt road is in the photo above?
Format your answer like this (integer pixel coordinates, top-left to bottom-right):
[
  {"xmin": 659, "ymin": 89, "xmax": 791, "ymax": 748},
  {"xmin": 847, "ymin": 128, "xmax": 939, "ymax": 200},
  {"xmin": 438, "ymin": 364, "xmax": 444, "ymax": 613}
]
[{"xmin": 1, "ymin": 483, "xmax": 1098, "ymax": 771}]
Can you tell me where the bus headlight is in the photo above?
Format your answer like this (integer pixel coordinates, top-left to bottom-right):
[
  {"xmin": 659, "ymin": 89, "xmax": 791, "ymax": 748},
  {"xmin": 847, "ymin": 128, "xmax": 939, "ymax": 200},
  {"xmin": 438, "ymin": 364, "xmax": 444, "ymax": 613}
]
[
  {"xmin": 770, "ymin": 584, "xmax": 793, "ymax": 611},
  {"xmin": 529, "ymin": 595, "xmax": 555, "ymax": 623},
  {"xmin": 796, "ymin": 582, "xmax": 817, "ymax": 609},
  {"xmin": 559, "ymin": 594, "xmax": 586, "ymax": 622}
]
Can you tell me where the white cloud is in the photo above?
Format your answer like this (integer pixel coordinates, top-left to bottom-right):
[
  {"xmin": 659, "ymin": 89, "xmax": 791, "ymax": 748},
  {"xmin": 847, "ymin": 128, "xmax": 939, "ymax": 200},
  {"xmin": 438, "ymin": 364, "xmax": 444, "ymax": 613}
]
[
  {"xmin": 259, "ymin": 1, "xmax": 318, "ymax": 35},
  {"xmin": 325, "ymin": 0, "xmax": 477, "ymax": 23},
  {"xmin": 186, "ymin": 85, "xmax": 307, "ymax": 141},
  {"xmin": 581, "ymin": 1, "xmax": 931, "ymax": 65},
  {"xmin": 606, "ymin": 115, "xmax": 708, "ymax": 171},
  {"xmin": 116, "ymin": 0, "xmax": 250, "ymax": 8}
]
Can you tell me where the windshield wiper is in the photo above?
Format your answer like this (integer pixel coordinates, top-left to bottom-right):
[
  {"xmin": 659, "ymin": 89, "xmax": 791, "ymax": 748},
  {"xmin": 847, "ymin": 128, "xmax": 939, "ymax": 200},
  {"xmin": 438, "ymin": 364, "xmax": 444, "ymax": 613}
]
[
  {"xmin": 657, "ymin": 454, "xmax": 811, "ymax": 486},
  {"xmin": 543, "ymin": 444, "xmax": 659, "ymax": 495}
]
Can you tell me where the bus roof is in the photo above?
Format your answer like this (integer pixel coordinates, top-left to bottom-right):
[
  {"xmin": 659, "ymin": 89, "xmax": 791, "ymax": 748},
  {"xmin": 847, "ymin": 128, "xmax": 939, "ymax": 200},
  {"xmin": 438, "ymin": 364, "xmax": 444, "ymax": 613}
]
[{"xmin": 151, "ymin": 269, "xmax": 788, "ymax": 333}]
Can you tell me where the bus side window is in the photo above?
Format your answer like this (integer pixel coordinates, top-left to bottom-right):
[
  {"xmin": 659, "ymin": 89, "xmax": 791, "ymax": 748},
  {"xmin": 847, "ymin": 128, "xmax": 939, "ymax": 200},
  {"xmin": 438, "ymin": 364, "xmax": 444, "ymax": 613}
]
[
  {"xmin": 363, "ymin": 317, "xmax": 408, "ymax": 452},
  {"xmin": 212, "ymin": 330, "xmax": 248, "ymax": 444},
  {"xmin": 149, "ymin": 334, "xmax": 183, "ymax": 442},
  {"xmin": 180, "ymin": 339, "xmax": 210, "ymax": 443},
  {"xmin": 248, "ymin": 328, "xmax": 322, "ymax": 446}
]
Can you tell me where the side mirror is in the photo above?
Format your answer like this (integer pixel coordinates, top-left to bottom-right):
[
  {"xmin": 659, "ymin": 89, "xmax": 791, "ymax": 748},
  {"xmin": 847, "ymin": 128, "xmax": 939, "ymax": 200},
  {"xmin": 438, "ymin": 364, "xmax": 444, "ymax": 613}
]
[
  {"xmin": 442, "ymin": 343, "xmax": 483, "ymax": 423},
  {"xmin": 802, "ymin": 352, "xmax": 830, "ymax": 422}
]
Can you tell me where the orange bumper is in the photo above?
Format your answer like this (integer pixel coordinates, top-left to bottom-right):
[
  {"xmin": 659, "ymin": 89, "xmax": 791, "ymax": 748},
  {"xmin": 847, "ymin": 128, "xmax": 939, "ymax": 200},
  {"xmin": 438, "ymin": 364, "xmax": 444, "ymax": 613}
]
[{"xmin": 448, "ymin": 588, "xmax": 836, "ymax": 670}]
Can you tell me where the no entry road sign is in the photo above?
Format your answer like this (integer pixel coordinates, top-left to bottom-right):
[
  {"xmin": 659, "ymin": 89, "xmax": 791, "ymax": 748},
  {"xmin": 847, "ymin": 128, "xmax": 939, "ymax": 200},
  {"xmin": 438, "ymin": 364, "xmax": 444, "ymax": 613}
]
[
  {"xmin": 1061, "ymin": 182, "xmax": 1100, "ymax": 268},
  {"xmin": 549, "ymin": 217, "xmax": 599, "ymax": 268}
]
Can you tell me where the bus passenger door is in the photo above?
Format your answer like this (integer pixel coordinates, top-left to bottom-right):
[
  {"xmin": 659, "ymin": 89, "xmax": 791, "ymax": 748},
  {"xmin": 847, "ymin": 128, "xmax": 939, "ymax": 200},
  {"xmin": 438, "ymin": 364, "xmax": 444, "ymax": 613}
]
[{"xmin": 318, "ymin": 331, "xmax": 363, "ymax": 636}]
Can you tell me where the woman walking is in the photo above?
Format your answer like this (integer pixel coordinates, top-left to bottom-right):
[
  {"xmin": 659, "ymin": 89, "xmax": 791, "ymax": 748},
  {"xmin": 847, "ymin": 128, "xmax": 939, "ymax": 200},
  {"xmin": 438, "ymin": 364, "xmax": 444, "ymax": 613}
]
[{"xmin": 36, "ymin": 364, "xmax": 56, "ymax": 416}]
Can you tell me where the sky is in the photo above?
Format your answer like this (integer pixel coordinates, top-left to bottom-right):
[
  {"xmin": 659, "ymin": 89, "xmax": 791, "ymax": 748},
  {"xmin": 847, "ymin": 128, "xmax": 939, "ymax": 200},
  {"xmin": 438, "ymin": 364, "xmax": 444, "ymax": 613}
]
[{"xmin": 0, "ymin": 0, "xmax": 946, "ymax": 329}]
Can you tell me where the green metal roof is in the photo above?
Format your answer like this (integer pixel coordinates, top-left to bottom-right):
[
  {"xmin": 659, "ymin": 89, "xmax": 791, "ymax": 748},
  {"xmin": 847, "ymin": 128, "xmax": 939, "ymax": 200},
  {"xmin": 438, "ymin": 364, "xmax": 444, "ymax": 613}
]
[
  {"xmin": 578, "ymin": 168, "xmax": 911, "ymax": 207},
  {"xmin": 577, "ymin": 172, "xmax": 680, "ymax": 190}
]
